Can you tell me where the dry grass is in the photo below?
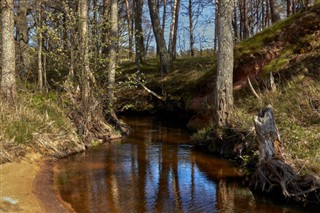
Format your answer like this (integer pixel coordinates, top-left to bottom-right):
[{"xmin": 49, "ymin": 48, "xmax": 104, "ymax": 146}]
[
  {"xmin": 235, "ymin": 74, "xmax": 320, "ymax": 175},
  {"xmin": 0, "ymin": 92, "xmax": 85, "ymax": 163}
]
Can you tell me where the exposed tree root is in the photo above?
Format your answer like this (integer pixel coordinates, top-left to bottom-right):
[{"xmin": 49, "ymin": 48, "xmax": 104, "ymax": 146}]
[{"xmin": 64, "ymin": 81, "xmax": 128, "ymax": 145}]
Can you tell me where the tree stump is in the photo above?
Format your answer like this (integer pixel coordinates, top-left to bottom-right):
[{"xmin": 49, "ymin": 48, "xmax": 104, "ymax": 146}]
[
  {"xmin": 253, "ymin": 105, "xmax": 280, "ymax": 162},
  {"xmin": 251, "ymin": 105, "xmax": 320, "ymax": 208}
]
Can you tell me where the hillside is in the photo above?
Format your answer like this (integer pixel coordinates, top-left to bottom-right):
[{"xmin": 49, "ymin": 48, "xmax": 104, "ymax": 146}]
[{"xmin": 116, "ymin": 3, "xmax": 320, "ymax": 175}]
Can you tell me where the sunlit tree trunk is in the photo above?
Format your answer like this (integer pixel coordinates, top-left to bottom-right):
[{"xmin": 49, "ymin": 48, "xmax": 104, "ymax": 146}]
[
  {"xmin": 148, "ymin": 0, "xmax": 171, "ymax": 73},
  {"xmin": 37, "ymin": 1, "xmax": 43, "ymax": 91},
  {"xmin": 215, "ymin": 0, "xmax": 234, "ymax": 127},
  {"xmin": 79, "ymin": 0, "xmax": 91, "ymax": 114},
  {"xmin": 1, "ymin": 0, "xmax": 17, "ymax": 104},
  {"xmin": 168, "ymin": 0, "xmax": 180, "ymax": 59},
  {"xmin": 107, "ymin": 0, "xmax": 118, "ymax": 107}
]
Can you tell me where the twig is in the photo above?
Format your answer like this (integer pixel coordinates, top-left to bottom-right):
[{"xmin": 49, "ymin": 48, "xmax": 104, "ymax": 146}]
[{"xmin": 247, "ymin": 77, "xmax": 261, "ymax": 100}]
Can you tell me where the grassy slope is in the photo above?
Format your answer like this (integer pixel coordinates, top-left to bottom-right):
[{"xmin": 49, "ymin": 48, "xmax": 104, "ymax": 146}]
[
  {"xmin": 116, "ymin": 4, "xmax": 320, "ymax": 174},
  {"xmin": 0, "ymin": 90, "xmax": 85, "ymax": 163}
]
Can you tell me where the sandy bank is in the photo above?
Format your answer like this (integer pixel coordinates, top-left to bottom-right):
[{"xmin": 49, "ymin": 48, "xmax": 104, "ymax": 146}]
[{"xmin": 0, "ymin": 157, "xmax": 71, "ymax": 213}]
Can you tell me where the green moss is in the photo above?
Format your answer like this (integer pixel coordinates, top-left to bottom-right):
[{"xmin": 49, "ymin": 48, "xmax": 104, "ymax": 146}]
[{"xmin": 262, "ymin": 48, "xmax": 293, "ymax": 74}]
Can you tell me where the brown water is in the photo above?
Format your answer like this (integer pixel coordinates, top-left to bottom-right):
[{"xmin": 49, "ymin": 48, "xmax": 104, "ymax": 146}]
[{"xmin": 55, "ymin": 116, "xmax": 308, "ymax": 213}]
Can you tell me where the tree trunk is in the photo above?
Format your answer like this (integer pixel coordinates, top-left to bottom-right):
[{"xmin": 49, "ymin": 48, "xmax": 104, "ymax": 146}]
[
  {"xmin": 79, "ymin": 0, "xmax": 92, "ymax": 117},
  {"xmin": 287, "ymin": 0, "xmax": 293, "ymax": 16},
  {"xmin": 168, "ymin": 0, "xmax": 180, "ymax": 59},
  {"xmin": 37, "ymin": 1, "xmax": 43, "ymax": 91},
  {"xmin": 162, "ymin": 0, "xmax": 167, "ymax": 33},
  {"xmin": 253, "ymin": 105, "xmax": 280, "ymax": 161},
  {"xmin": 107, "ymin": 0, "xmax": 118, "ymax": 107},
  {"xmin": 1, "ymin": 0, "xmax": 17, "ymax": 104},
  {"xmin": 269, "ymin": 0, "xmax": 281, "ymax": 24},
  {"xmin": 214, "ymin": 0, "xmax": 218, "ymax": 52},
  {"xmin": 215, "ymin": 0, "xmax": 234, "ymax": 128},
  {"xmin": 188, "ymin": 0, "xmax": 195, "ymax": 57},
  {"xmin": 171, "ymin": 0, "xmax": 180, "ymax": 60},
  {"xmin": 232, "ymin": 0, "xmax": 239, "ymax": 42},
  {"xmin": 125, "ymin": 0, "xmax": 133, "ymax": 60},
  {"xmin": 134, "ymin": 0, "xmax": 145, "ymax": 68},
  {"xmin": 148, "ymin": 0, "xmax": 171, "ymax": 74},
  {"xmin": 103, "ymin": 0, "xmax": 110, "ymax": 55},
  {"xmin": 16, "ymin": 0, "xmax": 30, "ymax": 78}
]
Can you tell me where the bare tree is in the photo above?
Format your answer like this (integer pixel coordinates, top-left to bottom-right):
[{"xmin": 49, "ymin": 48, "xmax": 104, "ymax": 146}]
[
  {"xmin": 168, "ymin": 0, "xmax": 180, "ymax": 59},
  {"xmin": 1, "ymin": 0, "xmax": 17, "ymax": 103},
  {"xmin": 148, "ymin": 0, "xmax": 171, "ymax": 73},
  {"xmin": 215, "ymin": 0, "xmax": 234, "ymax": 127},
  {"xmin": 188, "ymin": 0, "xmax": 195, "ymax": 57}
]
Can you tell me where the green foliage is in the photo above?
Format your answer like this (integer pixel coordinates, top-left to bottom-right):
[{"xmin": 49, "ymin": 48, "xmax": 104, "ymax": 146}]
[{"xmin": 191, "ymin": 128, "xmax": 212, "ymax": 141}]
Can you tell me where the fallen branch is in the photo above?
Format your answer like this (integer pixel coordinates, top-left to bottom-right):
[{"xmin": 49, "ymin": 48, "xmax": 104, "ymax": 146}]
[
  {"xmin": 247, "ymin": 77, "xmax": 261, "ymax": 100},
  {"xmin": 132, "ymin": 77, "xmax": 166, "ymax": 101}
]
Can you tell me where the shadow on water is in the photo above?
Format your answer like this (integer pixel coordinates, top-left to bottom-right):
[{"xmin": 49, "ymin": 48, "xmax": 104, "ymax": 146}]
[{"xmin": 55, "ymin": 116, "xmax": 310, "ymax": 213}]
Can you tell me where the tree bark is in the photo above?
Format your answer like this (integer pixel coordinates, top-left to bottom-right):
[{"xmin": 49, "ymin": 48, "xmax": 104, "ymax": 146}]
[
  {"xmin": 162, "ymin": 0, "xmax": 167, "ymax": 33},
  {"xmin": 168, "ymin": 0, "xmax": 180, "ymax": 59},
  {"xmin": 1, "ymin": 0, "xmax": 17, "ymax": 104},
  {"xmin": 215, "ymin": 0, "xmax": 234, "ymax": 127},
  {"xmin": 16, "ymin": 0, "xmax": 30, "ymax": 78},
  {"xmin": 253, "ymin": 105, "xmax": 280, "ymax": 161},
  {"xmin": 125, "ymin": 0, "xmax": 133, "ymax": 60},
  {"xmin": 134, "ymin": 0, "xmax": 145, "ymax": 68},
  {"xmin": 107, "ymin": 0, "xmax": 118, "ymax": 107},
  {"xmin": 79, "ymin": 0, "xmax": 92, "ymax": 116},
  {"xmin": 37, "ymin": 1, "xmax": 43, "ymax": 91},
  {"xmin": 148, "ymin": 0, "xmax": 171, "ymax": 74},
  {"xmin": 188, "ymin": 0, "xmax": 195, "ymax": 57}
]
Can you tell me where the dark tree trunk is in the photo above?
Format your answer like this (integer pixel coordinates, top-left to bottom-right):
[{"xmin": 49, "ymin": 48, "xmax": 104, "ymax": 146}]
[
  {"xmin": 16, "ymin": 0, "xmax": 30, "ymax": 78},
  {"xmin": 148, "ymin": 0, "xmax": 171, "ymax": 74},
  {"xmin": 269, "ymin": 0, "xmax": 281, "ymax": 23},
  {"xmin": 188, "ymin": 0, "xmax": 195, "ymax": 57},
  {"xmin": 134, "ymin": 0, "xmax": 145, "ymax": 68}
]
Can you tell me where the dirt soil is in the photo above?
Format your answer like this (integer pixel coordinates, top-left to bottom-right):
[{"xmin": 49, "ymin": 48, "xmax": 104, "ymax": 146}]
[{"xmin": 0, "ymin": 157, "xmax": 71, "ymax": 213}]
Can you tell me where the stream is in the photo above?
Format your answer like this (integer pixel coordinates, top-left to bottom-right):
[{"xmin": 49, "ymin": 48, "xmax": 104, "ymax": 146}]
[{"xmin": 55, "ymin": 116, "xmax": 307, "ymax": 213}]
